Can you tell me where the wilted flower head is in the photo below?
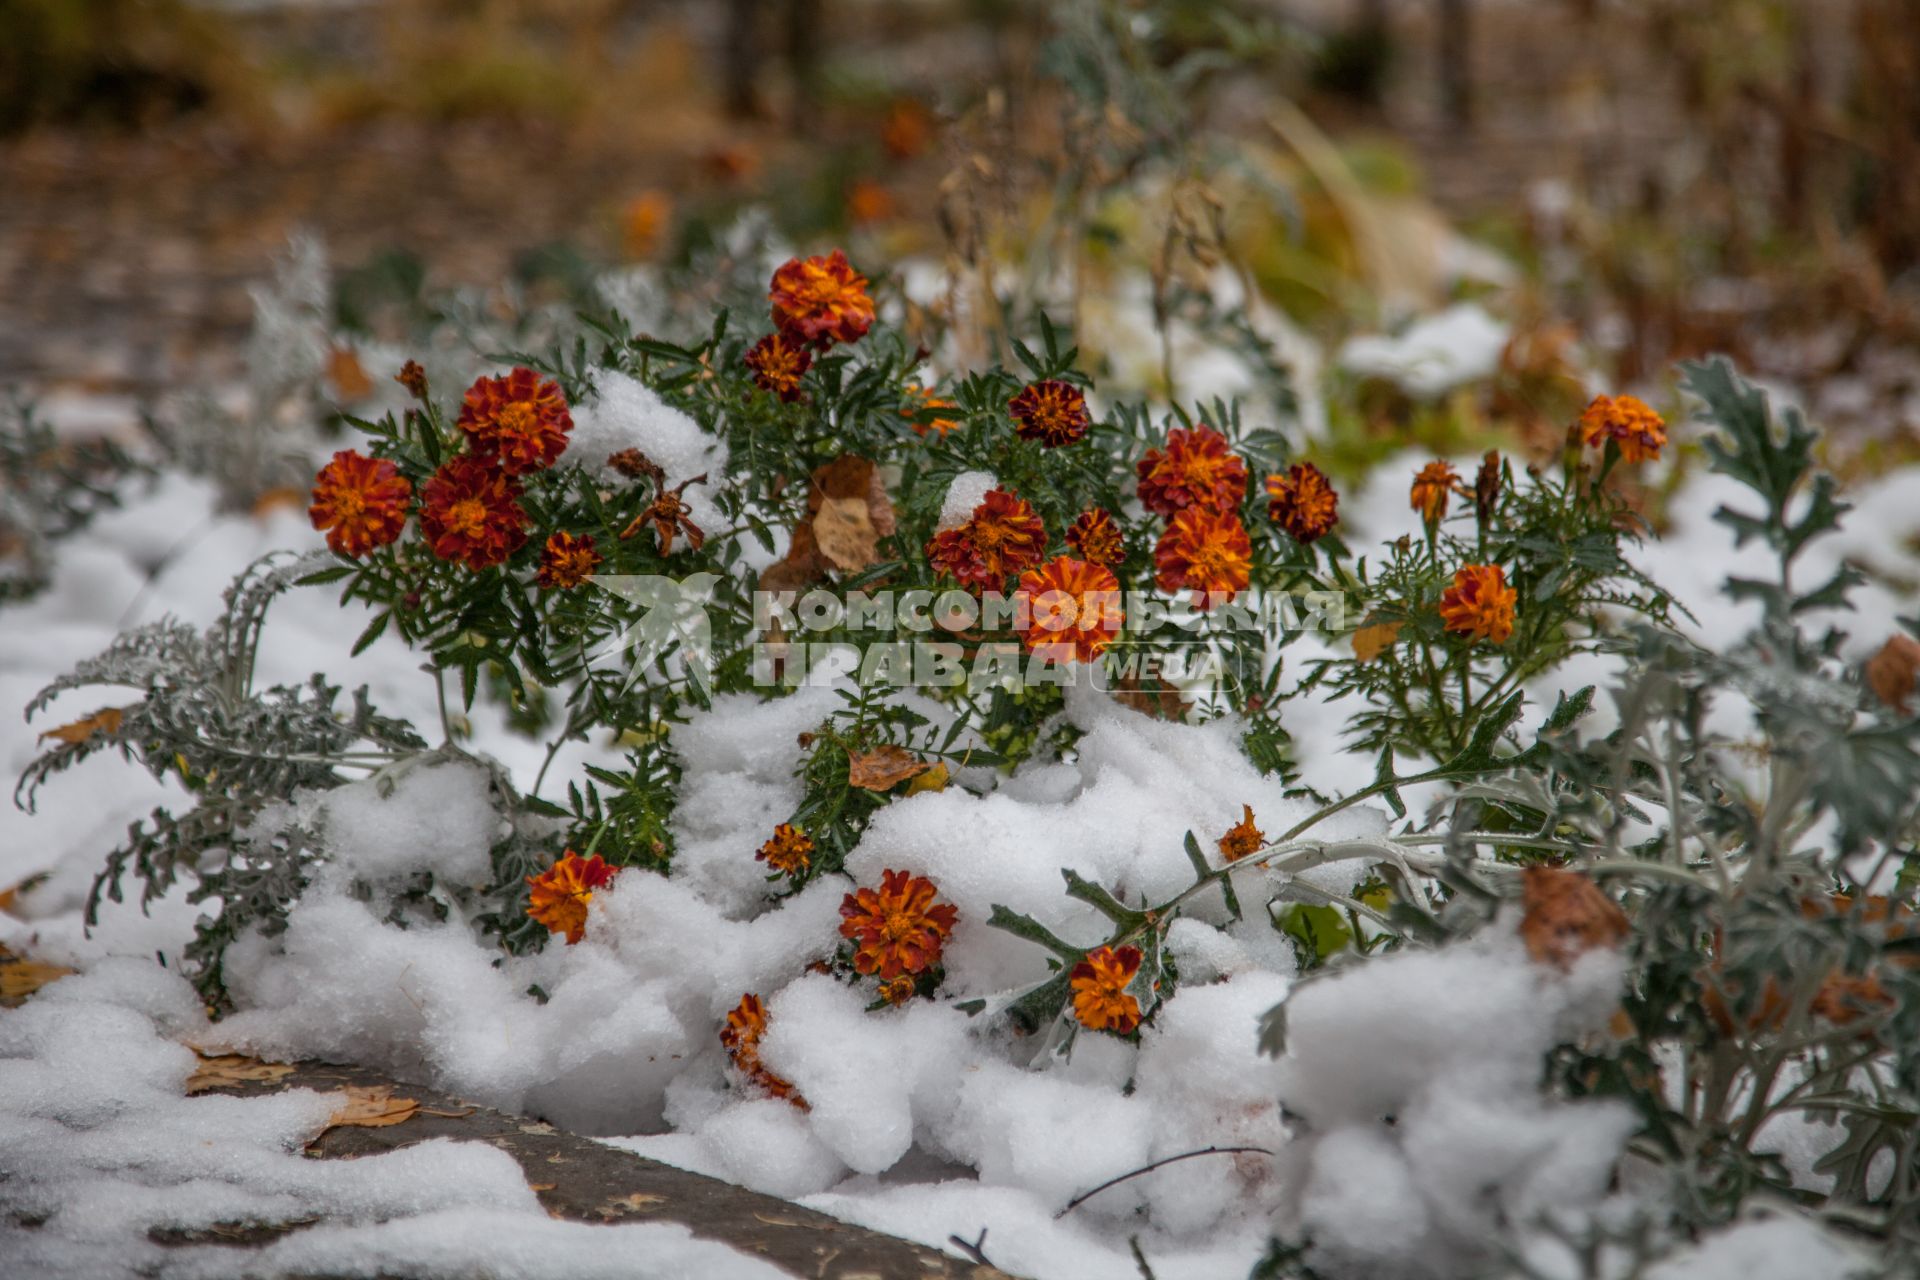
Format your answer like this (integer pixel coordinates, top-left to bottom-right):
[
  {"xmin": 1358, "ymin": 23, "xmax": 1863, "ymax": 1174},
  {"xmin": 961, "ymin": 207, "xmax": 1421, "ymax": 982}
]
[
  {"xmin": 1016, "ymin": 556, "xmax": 1123, "ymax": 664},
  {"xmin": 839, "ymin": 869, "xmax": 959, "ymax": 979},
  {"xmin": 421, "ymin": 455, "xmax": 529, "ymax": 570},
  {"xmin": 1071, "ymin": 945, "xmax": 1143, "ymax": 1034},
  {"xmin": 620, "ymin": 481, "xmax": 706, "ymax": 557},
  {"xmin": 310, "ymin": 449, "xmax": 411, "ymax": 557},
  {"xmin": 757, "ymin": 823, "xmax": 814, "ymax": 877},
  {"xmin": 396, "ymin": 360, "xmax": 430, "ymax": 401},
  {"xmin": 1154, "ymin": 506, "xmax": 1252, "ymax": 608},
  {"xmin": 1066, "ymin": 508, "xmax": 1124, "ymax": 568},
  {"xmin": 1264, "ymin": 461, "xmax": 1340, "ymax": 543},
  {"xmin": 525, "ymin": 850, "xmax": 618, "ymax": 945},
  {"xmin": 1218, "ymin": 804, "xmax": 1264, "ymax": 862},
  {"xmin": 536, "ymin": 531, "xmax": 601, "ymax": 590},
  {"xmin": 769, "ymin": 250, "xmax": 875, "ymax": 347},
  {"xmin": 1439, "ymin": 563, "xmax": 1517, "ymax": 644},
  {"xmin": 1520, "ymin": 867, "xmax": 1629, "ymax": 969},
  {"xmin": 926, "ymin": 488, "xmax": 1046, "ymax": 591},
  {"xmin": 744, "ymin": 332, "xmax": 812, "ymax": 403},
  {"xmin": 1409, "ymin": 460, "xmax": 1461, "ymax": 524},
  {"xmin": 457, "ymin": 367, "xmax": 574, "ymax": 475},
  {"xmin": 1136, "ymin": 425, "xmax": 1247, "ymax": 517},
  {"xmin": 1578, "ymin": 394, "xmax": 1667, "ymax": 463},
  {"xmin": 1009, "ymin": 380, "xmax": 1090, "ymax": 447}
]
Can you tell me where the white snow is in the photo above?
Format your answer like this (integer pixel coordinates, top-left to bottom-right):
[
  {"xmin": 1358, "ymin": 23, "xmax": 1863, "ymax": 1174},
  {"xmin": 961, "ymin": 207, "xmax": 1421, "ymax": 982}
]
[
  {"xmin": 1338, "ymin": 303, "xmax": 1510, "ymax": 399},
  {"xmin": 564, "ymin": 369, "xmax": 730, "ymax": 525}
]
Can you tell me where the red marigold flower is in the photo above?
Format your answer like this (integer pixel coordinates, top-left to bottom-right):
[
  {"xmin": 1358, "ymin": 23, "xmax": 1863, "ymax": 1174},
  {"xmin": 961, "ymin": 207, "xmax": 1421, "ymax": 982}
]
[
  {"xmin": 536, "ymin": 531, "xmax": 601, "ymax": 590},
  {"xmin": 769, "ymin": 250, "xmax": 875, "ymax": 347},
  {"xmin": 744, "ymin": 332, "xmax": 812, "ymax": 403},
  {"xmin": 1136, "ymin": 425, "xmax": 1247, "ymax": 517},
  {"xmin": 1439, "ymin": 563, "xmax": 1517, "ymax": 644},
  {"xmin": 1065, "ymin": 509, "xmax": 1124, "ymax": 568},
  {"xmin": 1409, "ymin": 460, "xmax": 1461, "ymax": 524},
  {"xmin": 721, "ymin": 993, "xmax": 808, "ymax": 1108},
  {"xmin": 903, "ymin": 382, "xmax": 961, "ymax": 436},
  {"xmin": 839, "ymin": 869, "xmax": 959, "ymax": 979},
  {"xmin": 1016, "ymin": 556, "xmax": 1123, "ymax": 664},
  {"xmin": 456, "ymin": 367, "xmax": 573, "ymax": 475},
  {"xmin": 421, "ymin": 454, "xmax": 529, "ymax": 570},
  {"xmin": 1070, "ymin": 945, "xmax": 1143, "ymax": 1034},
  {"xmin": 309, "ymin": 449, "xmax": 411, "ymax": 557},
  {"xmin": 1154, "ymin": 507, "xmax": 1252, "ymax": 608},
  {"xmin": 1264, "ymin": 461, "xmax": 1340, "ymax": 543},
  {"xmin": 525, "ymin": 850, "xmax": 618, "ymax": 945},
  {"xmin": 1218, "ymin": 804, "xmax": 1264, "ymax": 862},
  {"xmin": 1578, "ymin": 394, "xmax": 1667, "ymax": 463},
  {"xmin": 1009, "ymin": 380, "xmax": 1090, "ymax": 447},
  {"xmin": 757, "ymin": 823, "xmax": 814, "ymax": 876},
  {"xmin": 925, "ymin": 488, "xmax": 1047, "ymax": 591}
]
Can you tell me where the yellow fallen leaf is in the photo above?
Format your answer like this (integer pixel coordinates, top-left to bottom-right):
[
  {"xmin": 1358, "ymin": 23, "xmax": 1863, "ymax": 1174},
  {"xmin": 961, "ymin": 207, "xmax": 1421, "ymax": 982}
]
[
  {"xmin": 847, "ymin": 744, "xmax": 930, "ymax": 791},
  {"xmin": 0, "ymin": 954, "xmax": 73, "ymax": 1002},
  {"xmin": 37, "ymin": 706, "xmax": 125, "ymax": 747},
  {"xmin": 321, "ymin": 1085, "xmax": 420, "ymax": 1133},
  {"xmin": 249, "ymin": 486, "xmax": 307, "ymax": 518},
  {"xmin": 1351, "ymin": 621, "xmax": 1403, "ymax": 664},
  {"xmin": 327, "ymin": 346, "xmax": 376, "ymax": 401},
  {"xmin": 186, "ymin": 1052, "xmax": 296, "ymax": 1095},
  {"xmin": 903, "ymin": 762, "xmax": 950, "ymax": 796}
]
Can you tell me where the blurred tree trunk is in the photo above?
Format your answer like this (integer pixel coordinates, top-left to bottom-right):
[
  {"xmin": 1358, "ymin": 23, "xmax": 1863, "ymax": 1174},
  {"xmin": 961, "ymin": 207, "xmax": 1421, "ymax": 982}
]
[
  {"xmin": 785, "ymin": 0, "xmax": 821, "ymax": 131},
  {"xmin": 724, "ymin": 0, "xmax": 761, "ymax": 119},
  {"xmin": 1438, "ymin": 0, "xmax": 1473, "ymax": 127}
]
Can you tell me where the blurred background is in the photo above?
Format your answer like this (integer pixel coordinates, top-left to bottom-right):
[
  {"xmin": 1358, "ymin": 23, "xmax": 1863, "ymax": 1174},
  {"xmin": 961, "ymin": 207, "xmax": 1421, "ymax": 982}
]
[{"xmin": 5, "ymin": 0, "xmax": 1919, "ymax": 471}]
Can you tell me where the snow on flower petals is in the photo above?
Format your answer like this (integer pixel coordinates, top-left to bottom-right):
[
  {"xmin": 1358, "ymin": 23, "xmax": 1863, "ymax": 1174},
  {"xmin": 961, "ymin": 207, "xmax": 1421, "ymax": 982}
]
[
  {"xmin": 1009, "ymin": 379, "xmax": 1090, "ymax": 447},
  {"xmin": 309, "ymin": 449, "xmax": 411, "ymax": 557},
  {"xmin": 720, "ymin": 993, "xmax": 807, "ymax": 1108},
  {"xmin": 756, "ymin": 823, "xmax": 814, "ymax": 877},
  {"xmin": 1439, "ymin": 562, "xmax": 1517, "ymax": 644},
  {"xmin": 925, "ymin": 487, "xmax": 1046, "ymax": 591},
  {"xmin": 420, "ymin": 455, "xmax": 529, "ymax": 570},
  {"xmin": 1578, "ymin": 394, "xmax": 1667, "ymax": 463},
  {"xmin": 1016, "ymin": 556, "xmax": 1123, "ymax": 664},
  {"xmin": 1136, "ymin": 425, "xmax": 1247, "ymax": 517},
  {"xmin": 744, "ymin": 331, "xmax": 812, "ymax": 402},
  {"xmin": 1153, "ymin": 506, "xmax": 1252, "ymax": 608},
  {"xmin": 535, "ymin": 531, "xmax": 600, "ymax": 590},
  {"xmin": 769, "ymin": 249, "xmax": 875, "ymax": 347},
  {"xmin": 525, "ymin": 850, "xmax": 618, "ymax": 946},
  {"xmin": 1264, "ymin": 461, "xmax": 1340, "ymax": 543},
  {"xmin": 838, "ymin": 869, "xmax": 959, "ymax": 980},
  {"xmin": 456, "ymin": 367, "xmax": 573, "ymax": 475},
  {"xmin": 1070, "ymin": 945, "xmax": 1143, "ymax": 1034}
]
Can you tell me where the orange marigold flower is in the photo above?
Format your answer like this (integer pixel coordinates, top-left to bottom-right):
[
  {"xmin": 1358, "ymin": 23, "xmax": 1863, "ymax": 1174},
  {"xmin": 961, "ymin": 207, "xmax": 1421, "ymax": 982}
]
[
  {"xmin": 1071, "ymin": 945, "xmax": 1143, "ymax": 1034},
  {"xmin": 925, "ymin": 488, "xmax": 1047, "ymax": 591},
  {"xmin": 877, "ymin": 975, "xmax": 918, "ymax": 1006},
  {"xmin": 744, "ymin": 332, "xmax": 812, "ymax": 403},
  {"xmin": 881, "ymin": 98, "xmax": 933, "ymax": 160},
  {"xmin": 1409, "ymin": 460, "xmax": 1461, "ymax": 524},
  {"xmin": 622, "ymin": 189, "xmax": 673, "ymax": 260},
  {"xmin": 1016, "ymin": 556, "xmax": 1123, "ymax": 665},
  {"xmin": 1136, "ymin": 425, "xmax": 1247, "ymax": 517},
  {"xmin": 846, "ymin": 178, "xmax": 896, "ymax": 225},
  {"xmin": 721, "ymin": 993, "xmax": 807, "ymax": 1108},
  {"xmin": 457, "ymin": 367, "xmax": 574, "ymax": 475},
  {"xmin": 420, "ymin": 454, "xmax": 529, "ymax": 570},
  {"xmin": 536, "ymin": 531, "xmax": 601, "ymax": 590},
  {"xmin": 1439, "ymin": 563, "xmax": 1517, "ymax": 645},
  {"xmin": 903, "ymin": 382, "xmax": 961, "ymax": 436},
  {"xmin": 1065, "ymin": 509, "xmax": 1124, "ymax": 568},
  {"xmin": 839, "ymin": 869, "xmax": 959, "ymax": 980},
  {"xmin": 757, "ymin": 823, "xmax": 814, "ymax": 876},
  {"xmin": 1578, "ymin": 394, "xmax": 1667, "ymax": 463},
  {"xmin": 769, "ymin": 250, "xmax": 875, "ymax": 348},
  {"xmin": 1009, "ymin": 380, "xmax": 1090, "ymax": 447},
  {"xmin": 1264, "ymin": 461, "xmax": 1340, "ymax": 543},
  {"xmin": 1218, "ymin": 804, "xmax": 1264, "ymax": 862},
  {"xmin": 1154, "ymin": 506, "xmax": 1252, "ymax": 609},
  {"xmin": 310, "ymin": 449, "xmax": 411, "ymax": 557},
  {"xmin": 525, "ymin": 850, "xmax": 617, "ymax": 945}
]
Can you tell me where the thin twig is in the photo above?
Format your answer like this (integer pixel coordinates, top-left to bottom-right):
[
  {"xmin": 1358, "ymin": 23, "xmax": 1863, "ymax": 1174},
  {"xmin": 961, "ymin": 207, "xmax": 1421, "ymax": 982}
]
[
  {"xmin": 1056, "ymin": 1145, "xmax": 1272, "ymax": 1218},
  {"xmin": 947, "ymin": 1228, "xmax": 993, "ymax": 1267}
]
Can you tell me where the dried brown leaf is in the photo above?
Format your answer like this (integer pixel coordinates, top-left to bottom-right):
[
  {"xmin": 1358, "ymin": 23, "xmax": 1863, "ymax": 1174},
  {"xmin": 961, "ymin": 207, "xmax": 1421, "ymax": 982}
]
[
  {"xmin": 37, "ymin": 706, "xmax": 125, "ymax": 747},
  {"xmin": 321, "ymin": 1085, "xmax": 420, "ymax": 1133},
  {"xmin": 0, "ymin": 951, "xmax": 73, "ymax": 1002},
  {"xmin": 1351, "ymin": 621, "xmax": 1403, "ymax": 664},
  {"xmin": 1866, "ymin": 634, "xmax": 1920, "ymax": 715},
  {"xmin": 847, "ymin": 744, "xmax": 931, "ymax": 791},
  {"xmin": 186, "ymin": 1052, "xmax": 296, "ymax": 1095},
  {"xmin": 1520, "ymin": 867, "xmax": 1629, "ymax": 969}
]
